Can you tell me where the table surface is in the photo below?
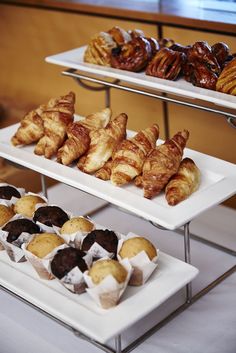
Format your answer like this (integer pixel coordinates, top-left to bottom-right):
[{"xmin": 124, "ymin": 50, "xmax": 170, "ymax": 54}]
[
  {"xmin": 3, "ymin": 0, "xmax": 236, "ymax": 34},
  {"xmin": 0, "ymin": 183, "xmax": 236, "ymax": 353}
]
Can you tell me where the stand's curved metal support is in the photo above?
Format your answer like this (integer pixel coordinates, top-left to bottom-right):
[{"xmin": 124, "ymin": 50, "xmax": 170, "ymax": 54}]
[{"xmin": 62, "ymin": 69, "xmax": 236, "ymax": 132}]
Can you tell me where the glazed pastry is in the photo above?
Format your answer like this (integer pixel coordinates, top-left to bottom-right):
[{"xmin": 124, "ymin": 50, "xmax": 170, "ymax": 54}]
[
  {"xmin": 78, "ymin": 113, "xmax": 127, "ymax": 174},
  {"xmin": 2, "ymin": 218, "xmax": 40, "ymax": 243},
  {"xmin": 186, "ymin": 41, "xmax": 221, "ymax": 75},
  {"xmin": 95, "ymin": 159, "xmax": 113, "ymax": 180},
  {"xmin": 165, "ymin": 157, "xmax": 201, "ymax": 206},
  {"xmin": 26, "ymin": 232, "xmax": 65, "ymax": 258},
  {"xmin": 14, "ymin": 194, "xmax": 45, "ymax": 217},
  {"xmin": 84, "ymin": 32, "xmax": 117, "ymax": 66},
  {"xmin": 169, "ymin": 43, "xmax": 192, "ymax": 55},
  {"xmin": 0, "ymin": 205, "xmax": 15, "ymax": 227},
  {"xmin": 216, "ymin": 57, "xmax": 236, "ymax": 95},
  {"xmin": 11, "ymin": 104, "xmax": 45, "ymax": 146},
  {"xmin": 119, "ymin": 236, "xmax": 157, "ymax": 260},
  {"xmin": 111, "ymin": 37, "xmax": 152, "ymax": 72},
  {"xmin": 211, "ymin": 42, "xmax": 230, "ymax": 68},
  {"xmin": 111, "ymin": 124, "xmax": 159, "ymax": 186},
  {"xmin": 128, "ymin": 29, "xmax": 145, "ymax": 39},
  {"xmin": 34, "ymin": 92, "xmax": 75, "ymax": 159},
  {"xmin": 88, "ymin": 259, "xmax": 127, "ymax": 285},
  {"xmin": 158, "ymin": 38, "xmax": 175, "ymax": 49},
  {"xmin": 145, "ymin": 37, "xmax": 159, "ymax": 57},
  {"xmin": 185, "ymin": 61, "xmax": 218, "ymax": 90},
  {"xmin": 51, "ymin": 247, "xmax": 88, "ymax": 279},
  {"xmin": 57, "ymin": 108, "xmax": 111, "ymax": 165},
  {"xmin": 141, "ymin": 130, "xmax": 189, "ymax": 199},
  {"xmin": 0, "ymin": 185, "xmax": 21, "ymax": 200},
  {"xmin": 108, "ymin": 26, "xmax": 131, "ymax": 45},
  {"xmin": 146, "ymin": 48, "xmax": 185, "ymax": 80},
  {"xmin": 33, "ymin": 205, "xmax": 69, "ymax": 228}
]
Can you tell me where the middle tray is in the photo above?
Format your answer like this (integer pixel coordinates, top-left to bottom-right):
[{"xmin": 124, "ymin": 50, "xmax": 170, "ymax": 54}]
[{"xmin": 1, "ymin": 123, "xmax": 236, "ymax": 230}]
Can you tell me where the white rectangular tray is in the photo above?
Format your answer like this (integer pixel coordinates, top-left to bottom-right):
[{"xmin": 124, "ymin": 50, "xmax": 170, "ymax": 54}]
[
  {"xmin": 0, "ymin": 250, "xmax": 198, "ymax": 343},
  {"xmin": 46, "ymin": 46, "xmax": 236, "ymax": 110},
  {"xmin": 1, "ymin": 123, "xmax": 236, "ymax": 230}
]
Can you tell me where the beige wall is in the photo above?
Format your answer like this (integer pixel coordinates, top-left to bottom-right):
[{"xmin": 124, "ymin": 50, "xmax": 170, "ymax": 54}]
[{"xmin": 0, "ymin": 4, "xmax": 235, "ymax": 207}]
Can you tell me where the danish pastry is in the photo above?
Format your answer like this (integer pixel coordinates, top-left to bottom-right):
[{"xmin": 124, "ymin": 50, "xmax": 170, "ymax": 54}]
[{"xmin": 216, "ymin": 57, "xmax": 236, "ymax": 95}]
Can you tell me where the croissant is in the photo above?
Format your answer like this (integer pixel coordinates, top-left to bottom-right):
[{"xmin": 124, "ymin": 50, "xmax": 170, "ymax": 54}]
[
  {"xmin": 165, "ymin": 157, "xmax": 201, "ymax": 206},
  {"xmin": 78, "ymin": 113, "xmax": 127, "ymax": 174},
  {"xmin": 142, "ymin": 130, "xmax": 189, "ymax": 199},
  {"xmin": 95, "ymin": 159, "xmax": 113, "ymax": 180},
  {"xmin": 57, "ymin": 108, "xmax": 111, "ymax": 165},
  {"xmin": 34, "ymin": 92, "xmax": 75, "ymax": 159},
  {"xmin": 216, "ymin": 57, "xmax": 236, "ymax": 95},
  {"xmin": 11, "ymin": 104, "xmax": 46, "ymax": 146},
  {"xmin": 111, "ymin": 124, "xmax": 159, "ymax": 186}
]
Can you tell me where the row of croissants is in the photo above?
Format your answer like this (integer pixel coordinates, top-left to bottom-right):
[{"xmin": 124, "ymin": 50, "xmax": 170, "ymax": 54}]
[
  {"xmin": 84, "ymin": 26, "xmax": 236, "ymax": 95},
  {"xmin": 11, "ymin": 91, "xmax": 201, "ymax": 205}
]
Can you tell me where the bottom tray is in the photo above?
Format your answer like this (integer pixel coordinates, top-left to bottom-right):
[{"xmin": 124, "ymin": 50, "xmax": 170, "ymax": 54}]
[{"xmin": 0, "ymin": 250, "xmax": 198, "ymax": 343}]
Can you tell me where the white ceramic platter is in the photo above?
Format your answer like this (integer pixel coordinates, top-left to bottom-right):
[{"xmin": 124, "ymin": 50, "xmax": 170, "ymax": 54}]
[
  {"xmin": 1, "ymin": 123, "xmax": 236, "ymax": 230},
  {"xmin": 0, "ymin": 250, "xmax": 198, "ymax": 343},
  {"xmin": 46, "ymin": 46, "xmax": 236, "ymax": 110}
]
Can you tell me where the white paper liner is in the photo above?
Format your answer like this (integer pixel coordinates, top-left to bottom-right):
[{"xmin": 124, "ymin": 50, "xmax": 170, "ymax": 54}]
[
  {"xmin": 49, "ymin": 246, "xmax": 93, "ymax": 294},
  {"xmin": 117, "ymin": 232, "xmax": 159, "ymax": 286},
  {"xmin": 84, "ymin": 258, "xmax": 133, "ymax": 309},
  {"xmin": 0, "ymin": 182, "xmax": 25, "ymax": 207},
  {"xmin": 22, "ymin": 235, "xmax": 66, "ymax": 280},
  {"xmin": 53, "ymin": 216, "xmax": 96, "ymax": 248}
]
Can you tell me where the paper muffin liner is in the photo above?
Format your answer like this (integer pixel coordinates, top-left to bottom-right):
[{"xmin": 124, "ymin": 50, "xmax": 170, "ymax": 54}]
[
  {"xmin": 117, "ymin": 232, "xmax": 159, "ymax": 286},
  {"xmin": 49, "ymin": 245, "xmax": 93, "ymax": 294},
  {"xmin": 34, "ymin": 204, "xmax": 72, "ymax": 234},
  {"xmin": 22, "ymin": 235, "xmax": 66, "ymax": 280},
  {"xmin": 53, "ymin": 216, "xmax": 96, "ymax": 248},
  {"xmin": 0, "ymin": 182, "xmax": 25, "ymax": 207},
  {"xmin": 84, "ymin": 258, "xmax": 132, "ymax": 309}
]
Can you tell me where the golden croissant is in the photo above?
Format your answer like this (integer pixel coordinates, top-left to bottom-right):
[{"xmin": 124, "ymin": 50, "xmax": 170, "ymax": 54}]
[
  {"xmin": 57, "ymin": 108, "xmax": 111, "ymax": 165},
  {"xmin": 95, "ymin": 159, "xmax": 113, "ymax": 180},
  {"xmin": 165, "ymin": 157, "xmax": 201, "ymax": 206},
  {"xmin": 142, "ymin": 130, "xmax": 189, "ymax": 199},
  {"xmin": 11, "ymin": 104, "xmax": 46, "ymax": 146},
  {"xmin": 78, "ymin": 113, "xmax": 127, "ymax": 174},
  {"xmin": 34, "ymin": 92, "xmax": 75, "ymax": 159},
  {"xmin": 111, "ymin": 124, "xmax": 159, "ymax": 186}
]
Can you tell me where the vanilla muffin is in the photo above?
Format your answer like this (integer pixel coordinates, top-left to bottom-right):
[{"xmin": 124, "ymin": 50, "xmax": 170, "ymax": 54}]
[
  {"xmin": 119, "ymin": 237, "xmax": 157, "ymax": 260},
  {"xmin": 88, "ymin": 259, "xmax": 127, "ymax": 285},
  {"xmin": 0, "ymin": 205, "xmax": 15, "ymax": 227},
  {"xmin": 27, "ymin": 233, "xmax": 65, "ymax": 258},
  {"xmin": 60, "ymin": 217, "xmax": 94, "ymax": 235},
  {"xmin": 14, "ymin": 195, "xmax": 45, "ymax": 217}
]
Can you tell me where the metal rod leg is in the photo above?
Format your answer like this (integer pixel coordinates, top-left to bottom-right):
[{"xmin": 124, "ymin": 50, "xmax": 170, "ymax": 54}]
[
  {"xmin": 115, "ymin": 335, "xmax": 122, "ymax": 353},
  {"xmin": 184, "ymin": 222, "xmax": 192, "ymax": 303},
  {"xmin": 40, "ymin": 174, "xmax": 48, "ymax": 199},
  {"xmin": 162, "ymin": 93, "xmax": 170, "ymax": 140},
  {"xmin": 105, "ymin": 87, "xmax": 111, "ymax": 108}
]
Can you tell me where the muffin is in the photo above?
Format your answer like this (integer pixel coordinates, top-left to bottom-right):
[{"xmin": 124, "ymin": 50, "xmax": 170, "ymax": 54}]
[
  {"xmin": 33, "ymin": 206, "xmax": 69, "ymax": 228},
  {"xmin": 51, "ymin": 247, "xmax": 88, "ymax": 279},
  {"xmin": 88, "ymin": 259, "xmax": 127, "ymax": 285},
  {"xmin": 81, "ymin": 229, "xmax": 118, "ymax": 255},
  {"xmin": 119, "ymin": 236, "xmax": 157, "ymax": 260},
  {"xmin": 60, "ymin": 217, "xmax": 94, "ymax": 235},
  {"xmin": 0, "ymin": 205, "xmax": 15, "ymax": 227},
  {"xmin": 27, "ymin": 232, "xmax": 65, "ymax": 258},
  {"xmin": 14, "ymin": 194, "xmax": 45, "ymax": 217},
  {"xmin": 2, "ymin": 218, "xmax": 40, "ymax": 243},
  {"xmin": 0, "ymin": 185, "xmax": 21, "ymax": 200}
]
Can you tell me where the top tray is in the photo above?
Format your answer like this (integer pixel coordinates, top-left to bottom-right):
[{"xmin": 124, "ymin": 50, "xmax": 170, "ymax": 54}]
[
  {"xmin": 1, "ymin": 123, "xmax": 236, "ymax": 230},
  {"xmin": 46, "ymin": 46, "xmax": 236, "ymax": 110}
]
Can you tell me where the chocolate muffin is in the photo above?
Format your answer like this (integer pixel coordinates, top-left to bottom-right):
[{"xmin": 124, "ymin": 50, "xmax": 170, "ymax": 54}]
[
  {"xmin": 2, "ymin": 218, "xmax": 40, "ymax": 243},
  {"xmin": 0, "ymin": 185, "xmax": 21, "ymax": 200},
  {"xmin": 51, "ymin": 247, "xmax": 87, "ymax": 279},
  {"xmin": 81, "ymin": 229, "xmax": 118, "ymax": 254},
  {"xmin": 33, "ymin": 206, "xmax": 69, "ymax": 228}
]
